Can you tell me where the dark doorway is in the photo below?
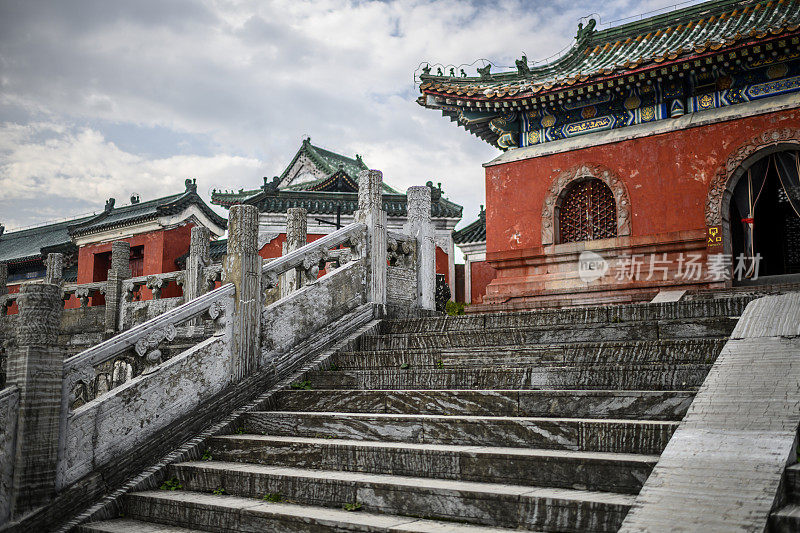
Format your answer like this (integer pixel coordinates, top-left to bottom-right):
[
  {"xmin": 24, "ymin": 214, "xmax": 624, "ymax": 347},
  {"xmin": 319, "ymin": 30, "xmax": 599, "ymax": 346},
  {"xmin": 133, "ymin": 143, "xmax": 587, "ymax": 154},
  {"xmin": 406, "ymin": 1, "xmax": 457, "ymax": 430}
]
[{"xmin": 729, "ymin": 151, "xmax": 800, "ymax": 278}]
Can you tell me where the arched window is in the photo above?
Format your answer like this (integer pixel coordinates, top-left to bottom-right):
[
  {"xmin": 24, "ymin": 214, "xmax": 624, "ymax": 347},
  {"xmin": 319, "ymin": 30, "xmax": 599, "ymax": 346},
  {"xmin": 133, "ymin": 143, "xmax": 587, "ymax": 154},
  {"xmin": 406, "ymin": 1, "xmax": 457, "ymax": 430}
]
[{"xmin": 558, "ymin": 178, "xmax": 617, "ymax": 243}]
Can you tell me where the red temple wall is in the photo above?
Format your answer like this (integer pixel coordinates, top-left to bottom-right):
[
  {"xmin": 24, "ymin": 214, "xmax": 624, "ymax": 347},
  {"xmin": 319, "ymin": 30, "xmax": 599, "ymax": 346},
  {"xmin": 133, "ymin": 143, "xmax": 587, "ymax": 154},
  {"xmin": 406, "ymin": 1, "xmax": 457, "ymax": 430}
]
[
  {"xmin": 486, "ymin": 108, "xmax": 800, "ymax": 255},
  {"xmin": 470, "ymin": 260, "xmax": 497, "ymax": 305},
  {"xmin": 479, "ymin": 107, "xmax": 800, "ymax": 310},
  {"xmin": 435, "ymin": 246, "xmax": 449, "ymax": 285}
]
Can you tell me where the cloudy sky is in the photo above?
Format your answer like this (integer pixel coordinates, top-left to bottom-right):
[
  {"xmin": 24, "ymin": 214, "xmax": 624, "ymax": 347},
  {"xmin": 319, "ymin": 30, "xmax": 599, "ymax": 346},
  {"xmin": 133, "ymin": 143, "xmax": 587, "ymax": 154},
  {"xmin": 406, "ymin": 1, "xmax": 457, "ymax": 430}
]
[{"xmin": 0, "ymin": 0, "xmax": 706, "ymax": 234}]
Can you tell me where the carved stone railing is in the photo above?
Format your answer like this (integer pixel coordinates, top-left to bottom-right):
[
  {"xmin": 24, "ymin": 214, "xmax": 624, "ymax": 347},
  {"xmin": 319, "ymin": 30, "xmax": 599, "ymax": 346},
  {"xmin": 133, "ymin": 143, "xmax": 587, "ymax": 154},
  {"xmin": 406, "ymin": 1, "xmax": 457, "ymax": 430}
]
[
  {"xmin": 387, "ymin": 230, "xmax": 416, "ymax": 268},
  {"xmin": 204, "ymin": 263, "xmax": 222, "ymax": 291},
  {"xmin": 261, "ymin": 223, "xmax": 366, "ymax": 290},
  {"xmin": 122, "ymin": 270, "xmax": 186, "ymax": 302},
  {"xmin": 62, "ymin": 283, "xmax": 234, "ymax": 411},
  {"xmin": 62, "ymin": 281, "xmax": 107, "ymax": 308}
]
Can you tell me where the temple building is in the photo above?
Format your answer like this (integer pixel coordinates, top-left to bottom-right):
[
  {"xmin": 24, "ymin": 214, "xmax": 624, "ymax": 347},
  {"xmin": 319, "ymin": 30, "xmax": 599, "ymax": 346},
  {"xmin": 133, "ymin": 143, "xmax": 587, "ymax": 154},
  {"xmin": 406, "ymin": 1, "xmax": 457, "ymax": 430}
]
[
  {"xmin": 0, "ymin": 179, "xmax": 226, "ymax": 312},
  {"xmin": 211, "ymin": 138, "xmax": 463, "ymax": 294},
  {"xmin": 418, "ymin": 0, "xmax": 800, "ymax": 310}
]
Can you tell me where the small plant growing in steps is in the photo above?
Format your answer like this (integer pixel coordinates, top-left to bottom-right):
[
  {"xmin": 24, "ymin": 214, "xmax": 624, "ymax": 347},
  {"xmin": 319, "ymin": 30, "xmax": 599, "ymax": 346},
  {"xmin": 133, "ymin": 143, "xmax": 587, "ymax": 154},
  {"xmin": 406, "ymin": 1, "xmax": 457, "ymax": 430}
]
[
  {"xmin": 160, "ymin": 478, "xmax": 183, "ymax": 491},
  {"xmin": 343, "ymin": 501, "xmax": 362, "ymax": 512},
  {"xmin": 400, "ymin": 363, "xmax": 410, "ymax": 370},
  {"xmin": 211, "ymin": 487, "xmax": 226, "ymax": 495},
  {"xmin": 263, "ymin": 492, "xmax": 283, "ymax": 502},
  {"xmin": 325, "ymin": 363, "xmax": 340, "ymax": 371},
  {"xmin": 435, "ymin": 360, "xmax": 444, "ymax": 369},
  {"xmin": 234, "ymin": 427, "xmax": 245, "ymax": 435},
  {"xmin": 201, "ymin": 449, "xmax": 213, "ymax": 461},
  {"xmin": 290, "ymin": 380, "xmax": 313, "ymax": 390}
]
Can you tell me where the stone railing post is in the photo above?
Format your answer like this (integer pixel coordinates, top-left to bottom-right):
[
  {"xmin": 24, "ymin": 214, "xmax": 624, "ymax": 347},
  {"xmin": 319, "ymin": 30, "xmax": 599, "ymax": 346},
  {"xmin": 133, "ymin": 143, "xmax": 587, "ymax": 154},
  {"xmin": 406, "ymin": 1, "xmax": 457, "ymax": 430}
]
[
  {"xmin": 105, "ymin": 241, "xmax": 131, "ymax": 336},
  {"xmin": 404, "ymin": 186, "xmax": 436, "ymax": 311},
  {"xmin": 356, "ymin": 170, "xmax": 387, "ymax": 308},
  {"xmin": 44, "ymin": 253, "xmax": 63, "ymax": 285},
  {"xmin": 185, "ymin": 226, "xmax": 210, "ymax": 302},
  {"xmin": 7, "ymin": 282, "xmax": 63, "ymax": 516},
  {"xmin": 223, "ymin": 204, "xmax": 261, "ymax": 380},
  {"xmin": 0, "ymin": 262, "xmax": 7, "ymax": 296},
  {"xmin": 281, "ymin": 208, "xmax": 307, "ymax": 298}
]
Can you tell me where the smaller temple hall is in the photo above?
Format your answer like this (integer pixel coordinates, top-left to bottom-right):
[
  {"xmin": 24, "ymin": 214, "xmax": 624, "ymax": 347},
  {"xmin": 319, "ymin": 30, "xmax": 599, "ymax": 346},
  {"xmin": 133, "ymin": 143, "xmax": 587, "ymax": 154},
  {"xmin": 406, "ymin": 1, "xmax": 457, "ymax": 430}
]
[{"xmin": 211, "ymin": 138, "xmax": 463, "ymax": 295}]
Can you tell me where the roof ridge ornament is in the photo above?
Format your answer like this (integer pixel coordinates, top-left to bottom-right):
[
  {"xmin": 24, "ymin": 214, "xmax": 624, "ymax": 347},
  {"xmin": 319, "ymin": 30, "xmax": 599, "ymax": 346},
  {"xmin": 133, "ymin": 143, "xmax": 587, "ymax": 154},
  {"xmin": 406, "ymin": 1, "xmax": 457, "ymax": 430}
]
[
  {"xmin": 184, "ymin": 178, "xmax": 197, "ymax": 193},
  {"xmin": 477, "ymin": 64, "xmax": 491, "ymax": 80},
  {"xmin": 104, "ymin": 198, "xmax": 115, "ymax": 212},
  {"xmin": 576, "ymin": 17, "xmax": 597, "ymax": 42},
  {"xmin": 516, "ymin": 55, "xmax": 530, "ymax": 75}
]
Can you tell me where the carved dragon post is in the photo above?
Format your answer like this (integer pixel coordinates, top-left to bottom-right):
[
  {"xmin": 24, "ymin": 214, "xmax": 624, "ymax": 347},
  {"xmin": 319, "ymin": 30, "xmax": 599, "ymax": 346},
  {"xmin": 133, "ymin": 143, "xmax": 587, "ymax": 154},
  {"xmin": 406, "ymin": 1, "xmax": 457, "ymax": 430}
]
[
  {"xmin": 7, "ymin": 282, "xmax": 63, "ymax": 516},
  {"xmin": 281, "ymin": 207, "xmax": 307, "ymax": 298},
  {"xmin": 405, "ymin": 186, "xmax": 436, "ymax": 312},
  {"xmin": 223, "ymin": 204, "xmax": 262, "ymax": 380},
  {"xmin": 356, "ymin": 170, "xmax": 387, "ymax": 310},
  {"xmin": 105, "ymin": 241, "xmax": 131, "ymax": 336}
]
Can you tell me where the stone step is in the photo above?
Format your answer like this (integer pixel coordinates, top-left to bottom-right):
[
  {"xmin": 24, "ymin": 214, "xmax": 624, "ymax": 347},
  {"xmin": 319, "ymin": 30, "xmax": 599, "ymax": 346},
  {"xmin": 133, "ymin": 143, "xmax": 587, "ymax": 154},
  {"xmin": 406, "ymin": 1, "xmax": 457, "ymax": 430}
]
[
  {"xmin": 206, "ymin": 435, "xmax": 657, "ymax": 494},
  {"xmin": 240, "ymin": 411, "xmax": 677, "ymax": 454},
  {"xmin": 167, "ymin": 461, "xmax": 634, "ymax": 531},
  {"xmin": 121, "ymin": 491, "xmax": 528, "ymax": 532},
  {"xmin": 379, "ymin": 298, "xmax": 748, "ymax": 334},
  {"xmin": 301, "ymin": 365, "xmax": 711, "ymax": 391},
  {"xmin": 78, "ymin": 518, "xmax": 206, "ymax": 532},
  {"xmin": 358, "ymin": 318, "xmax": 738, "ymax": 351},
  {"xmin": 331, "ymin": 338, "xmax": 726, "ymax": 369},
  {"xmin": 770, "ymin": 503, "xmax": 800, "ymax": 533},
  {"xmin": 270, "ymin": 389, "xmax": 695, "ymax": 421}
]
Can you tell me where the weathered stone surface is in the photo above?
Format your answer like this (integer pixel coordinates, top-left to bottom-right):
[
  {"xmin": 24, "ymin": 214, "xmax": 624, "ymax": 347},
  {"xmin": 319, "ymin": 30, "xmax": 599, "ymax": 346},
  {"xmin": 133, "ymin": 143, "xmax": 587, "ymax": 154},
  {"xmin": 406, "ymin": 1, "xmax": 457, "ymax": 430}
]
[
  {"xmin": 223, "ymin": 204, "xmax": 261, "ymax": 380},
  {"xmin": 112, "ymin": 491, "xmax": 517, "ymax": 532},
  {"xmin": 620, "ymin": 292, "xmax": 800, "ymax": 533},
  {"xmin": 0, "ymin": 385, "xmax": 19, "ymax": 525},
  {"xmin": 271, "ymin": 389, "xmax": 694, "ymax": 421},
  {"xmin": 0, "ymin": 263, "xmax": 7, "ymax": 296},
  {"xmin": 355, "ymin": 170, "xmax": 387, "ymax": 307},
  {"xmin": 280, "ymin": 208, "xmax": 307, "ymax": 299},
  {"xmin": 184, "ymin": 226, "xmax": 210, "ymax": 303},
  {"xmin": 8, "ymin": 282, "xmax": 63, "ymax": 515},
  {"xmin": 261, "ymin": 261, "xmax": 366, "ymax": 371},
  {"xmin": 404, "ymin": 186, "xmax": 435, "ymax": 311},
  {"xmin": 45, "ymin": 253, "xmax": 64, "ymax": 285},
  {"xmin": 242, "ymin": 411, "xmax": 675, "ymax": 453},
  {"xmin": 167, "ymin": 461, "xmax": 634, "ymax": 530},
  {"xmin": 207, "ymin": 434, "xmax": 656, "ymax": 493}
]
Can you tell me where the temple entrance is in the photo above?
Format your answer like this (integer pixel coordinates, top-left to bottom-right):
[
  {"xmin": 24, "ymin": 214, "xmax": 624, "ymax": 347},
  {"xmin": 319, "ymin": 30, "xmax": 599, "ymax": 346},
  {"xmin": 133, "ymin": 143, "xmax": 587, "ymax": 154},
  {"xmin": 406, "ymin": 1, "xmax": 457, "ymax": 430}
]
[{"xmin": 728, "ymin": 150, "xmax": 800, "ymax": 279}]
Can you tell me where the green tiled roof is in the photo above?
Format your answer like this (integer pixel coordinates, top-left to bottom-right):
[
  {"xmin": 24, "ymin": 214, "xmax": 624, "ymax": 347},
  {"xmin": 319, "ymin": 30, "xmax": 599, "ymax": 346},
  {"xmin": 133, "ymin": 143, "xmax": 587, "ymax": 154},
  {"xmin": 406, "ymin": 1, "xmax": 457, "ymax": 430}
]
[
  {"xmin": 419, "ymin": 0, "xmax": 799, "ymax": 100},
  {"xmin": 251, "ymin": 190, "xmax": 463, "ymax": 219},
  {"xmin": 453, "ymin": 208, "xmax": 486, "ymax": 244},
  {"xmin": 0, "ymin": 181, "xmax": 226, "ymax": 265},
  {"xmin": 212, "ymin": 140, "xmax": 402, "ymax": 208},
  {"xmin": 70, "ymin": 180, "xmax": 226, "ymax": 238},
  {"xmin": 0, "ymin": 216, "xmax": 91, "ymax": 265}
]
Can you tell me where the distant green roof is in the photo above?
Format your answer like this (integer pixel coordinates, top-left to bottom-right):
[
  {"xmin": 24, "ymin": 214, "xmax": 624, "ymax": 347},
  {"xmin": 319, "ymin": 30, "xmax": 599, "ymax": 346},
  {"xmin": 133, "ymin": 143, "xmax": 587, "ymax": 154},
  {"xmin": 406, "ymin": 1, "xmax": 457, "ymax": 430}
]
[
  {"xmin": 453, "ymin": 208, "xmax": 486, "ymax": 244},
  {"xmin": 70, "ymin": 179, "xmax": 226, "ymax": 238},
  {"xmin": 0, "ymin": 180, "xmax": 226, "ymax": 265},
  {"xmin": 212, "ymin": 139, "xmax": 401, "ymax": 207},
  {"xmin": 0, "ymin": 216, "xmax": 91, "ymax": 265}
]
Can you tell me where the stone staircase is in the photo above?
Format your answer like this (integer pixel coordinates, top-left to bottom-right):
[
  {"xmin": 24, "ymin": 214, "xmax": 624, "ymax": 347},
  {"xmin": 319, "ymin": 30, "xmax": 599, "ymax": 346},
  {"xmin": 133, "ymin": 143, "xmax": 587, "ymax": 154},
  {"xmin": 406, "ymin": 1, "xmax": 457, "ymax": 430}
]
[{"xmin": 77, "ymin": 298, "xmax": 747, "ymax": 532}]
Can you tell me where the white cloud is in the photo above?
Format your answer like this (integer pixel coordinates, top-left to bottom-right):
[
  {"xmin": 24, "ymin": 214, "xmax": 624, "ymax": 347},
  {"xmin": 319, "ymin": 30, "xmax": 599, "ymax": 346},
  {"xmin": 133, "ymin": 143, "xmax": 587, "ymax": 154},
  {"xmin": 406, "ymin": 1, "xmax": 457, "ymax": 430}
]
[{"xmin": 0, "ymin": 0, "xmax": 708, "ymax": 231}]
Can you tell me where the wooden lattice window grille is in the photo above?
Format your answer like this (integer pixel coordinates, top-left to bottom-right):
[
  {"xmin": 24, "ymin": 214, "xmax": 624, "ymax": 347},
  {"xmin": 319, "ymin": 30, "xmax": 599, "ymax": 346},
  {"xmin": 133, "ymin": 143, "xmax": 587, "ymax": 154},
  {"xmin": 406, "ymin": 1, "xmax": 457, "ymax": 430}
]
[{"xmin": 558, "ymin": 179, "xmax": 617, "ymax": 243}]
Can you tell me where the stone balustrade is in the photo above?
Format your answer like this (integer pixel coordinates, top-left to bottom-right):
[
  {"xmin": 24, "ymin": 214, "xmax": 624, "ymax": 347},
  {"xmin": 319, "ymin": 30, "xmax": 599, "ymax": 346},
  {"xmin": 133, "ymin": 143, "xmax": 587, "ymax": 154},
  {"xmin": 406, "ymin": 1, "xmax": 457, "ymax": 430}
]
[
  {"xmin": 262, "ymin": 222, "xmax": 366, "ymax": 290},
  {"xmin": 0, "ymin": 169, "xmax": 440, "ymax": 531},
  {"xmin": 63, "ymin": 283, "xmax": 234, "ymax": 411}
]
